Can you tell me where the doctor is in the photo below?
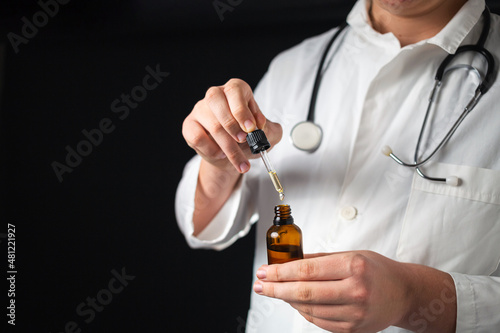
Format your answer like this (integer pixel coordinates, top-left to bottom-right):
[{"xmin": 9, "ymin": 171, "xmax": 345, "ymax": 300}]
[{"xmin": 176, "ymin": 0, "xmax": 500, "ymax": 332}]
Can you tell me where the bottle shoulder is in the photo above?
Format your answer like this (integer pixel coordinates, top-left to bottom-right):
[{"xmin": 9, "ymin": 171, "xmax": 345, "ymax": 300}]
[{"xmin": 267, "ymin": 223, "xmax": 302, "ymax": 234}]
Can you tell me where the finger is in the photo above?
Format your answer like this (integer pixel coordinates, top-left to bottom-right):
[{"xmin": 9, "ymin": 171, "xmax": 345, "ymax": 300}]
[
  {"xmin": 197, "ymin": 109, "xmax": 250, "ymax": 173},
  {"xmin": 254, "ymin": 280, "xmax": 351, "ymax": 305},
  {"xmin": 290, "ymin": 302, "xmax": 364, "ymax": 322},
  {"xmin": 182, "ymin": 118, "xmax": 226, "ymax": 161},
  {"xmin": 295, "ymin": 310, "xmax": 356, "ymax": 333},
  {"xmin": 223, "ymin": 79, "xmax": 258, "ymax": 133},
  {"xmin": 260, "ymin": 253, "xmax": 353, "ymax": 282},
  {"xmin": 205, "ymin": 86, "xmax": 248, "ymax": 143}
]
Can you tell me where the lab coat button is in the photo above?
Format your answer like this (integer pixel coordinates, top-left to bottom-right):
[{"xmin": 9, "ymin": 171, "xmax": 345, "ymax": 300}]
[{"xmin": 340, "ymin": 206, "xmax": 357, "ymax": 220}]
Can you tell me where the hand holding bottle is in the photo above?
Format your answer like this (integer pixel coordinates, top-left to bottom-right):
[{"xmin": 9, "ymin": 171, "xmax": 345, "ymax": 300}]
[{"xmin": 253, "ymin": 251, "xmax": 457, "ymax": 333}]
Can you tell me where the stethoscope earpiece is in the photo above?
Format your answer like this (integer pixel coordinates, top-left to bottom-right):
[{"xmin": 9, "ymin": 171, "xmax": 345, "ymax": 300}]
[
  {"xmin": 380, "ymin": 145, "xmax": 460, "ymax": 186},
  {"xmin": 290, "ymin": 121, "xmax": 323, "ymax": 152},
  {"xmin": 445, "ymin": 176, "xmax": 460, "ymax": 187}
]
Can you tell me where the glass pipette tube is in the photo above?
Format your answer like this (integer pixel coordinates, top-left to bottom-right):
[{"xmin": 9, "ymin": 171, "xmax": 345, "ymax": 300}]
[{"xmin": 259, "ymin": 150, "xmax": 285, "ymax": 201}]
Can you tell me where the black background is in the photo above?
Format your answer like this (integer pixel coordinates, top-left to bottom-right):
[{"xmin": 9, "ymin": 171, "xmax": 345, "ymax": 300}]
[{"xmin": 1, "ymin": 1, "xmax": 499, "ymax": 332}]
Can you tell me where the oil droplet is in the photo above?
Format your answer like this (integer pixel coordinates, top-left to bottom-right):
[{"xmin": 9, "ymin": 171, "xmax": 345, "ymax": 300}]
[{"xmin": 279, "ymin": 192, "xmax": 285, "ymax": 201}]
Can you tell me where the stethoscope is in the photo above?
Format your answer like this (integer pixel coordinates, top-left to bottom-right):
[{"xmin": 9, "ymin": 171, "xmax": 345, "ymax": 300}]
[{"xmin": 290, "ymin": 8, "xmax": 495, "ymax": 186}]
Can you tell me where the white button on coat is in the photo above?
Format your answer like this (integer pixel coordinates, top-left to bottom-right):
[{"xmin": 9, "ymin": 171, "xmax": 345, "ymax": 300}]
[{"xmin": 340, "ymin": 206, "xmax": 358, "ymax": 220}]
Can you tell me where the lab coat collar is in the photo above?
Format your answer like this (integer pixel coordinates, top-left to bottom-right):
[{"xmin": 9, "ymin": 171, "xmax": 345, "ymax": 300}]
[
  {"xmin": 427, "ymin": 0, "xmax": 485, "ymax": 54},
  {"xmin": 347, "ymin": 0, "xmax": 401, "ymax": 50},
  {"xmin": 346, "ymin": 0, "xmax": 486, "ymax": 54}
]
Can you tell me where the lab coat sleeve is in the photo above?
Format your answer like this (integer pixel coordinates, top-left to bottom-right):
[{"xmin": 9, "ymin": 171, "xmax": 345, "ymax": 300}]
[
  {"xmin": 174, "ymin": 72, "xmax": 273, "ymax": 251},
  {"xmin": 449, "ymin": 272, "xmax": 500, "ymax": 332},
  {"xmin": 174, "ymin": 154, "xmax": 260, "ymax": 251}
]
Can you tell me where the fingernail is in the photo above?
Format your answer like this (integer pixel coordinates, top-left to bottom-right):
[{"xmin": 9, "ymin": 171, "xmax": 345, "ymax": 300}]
[
  {"xmin": 237, "ymin": 132, "xmax": 247, "ymax": 143},
  {"xmin": 218, "ymin": 152, "xmax": 226, "ymax": 159},
  {"xmin": 256, "ymin": 269, "xmax": 267, "ymax": 280},
  {"xmin": 253, "ymin": 281, "xmax": 263, "ymax": 293},
  {"xmin": 244, "ymin": 120, "xmax": 256, "ymax": 132},
  {"xmin": 239, "ymin": 162, "xmax": 249, "ymax": 173}
]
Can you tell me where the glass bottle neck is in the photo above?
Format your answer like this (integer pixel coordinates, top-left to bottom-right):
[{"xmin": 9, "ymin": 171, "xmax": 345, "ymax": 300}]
[{"xmin": 274, "ymin": 204, "xmax": 294, "ymax": 225}]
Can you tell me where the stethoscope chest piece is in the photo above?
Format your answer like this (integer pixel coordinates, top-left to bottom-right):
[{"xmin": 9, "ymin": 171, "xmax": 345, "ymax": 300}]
[{"xmin": 290, "ymin": 121, "xmax": 323, "ymax": 152}]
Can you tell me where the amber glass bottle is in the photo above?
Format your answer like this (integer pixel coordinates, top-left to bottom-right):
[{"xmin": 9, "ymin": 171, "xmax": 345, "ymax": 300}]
[{"xmin": 266, "ymin": 204, "xmax": 304, "ymax": 264}]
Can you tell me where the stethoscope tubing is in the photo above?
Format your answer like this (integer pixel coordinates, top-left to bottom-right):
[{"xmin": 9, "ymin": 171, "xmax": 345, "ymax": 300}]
[{"xmin": 293, "ymin": 7, "xmax": 495, "ymax": 186}]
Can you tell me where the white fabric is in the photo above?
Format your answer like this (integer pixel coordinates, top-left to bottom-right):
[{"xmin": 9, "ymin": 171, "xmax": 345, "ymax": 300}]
[{"xmin": 175, "ymin": 0, "xmax": 500, "ymax": 331}]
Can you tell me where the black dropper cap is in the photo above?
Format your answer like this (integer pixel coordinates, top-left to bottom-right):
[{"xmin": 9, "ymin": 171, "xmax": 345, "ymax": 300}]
[{"xmin": 246, "ymin": 129, "xmax": 271, "ymax": 154}]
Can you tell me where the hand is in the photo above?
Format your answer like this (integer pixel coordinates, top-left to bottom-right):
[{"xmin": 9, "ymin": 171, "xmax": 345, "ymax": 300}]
[
  {"xmin": 182, "ymin": 78, "xmax": 282, "ymax": 174},
  {"xmin": 253, "ymin": 251, "xmax": 456, "ymax": 333}
]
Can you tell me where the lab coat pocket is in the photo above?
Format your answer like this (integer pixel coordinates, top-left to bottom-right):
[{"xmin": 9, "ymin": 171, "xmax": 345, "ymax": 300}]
[{"xmin": 396, "ymin": 163, "xmax": 500, "ymax": 275}]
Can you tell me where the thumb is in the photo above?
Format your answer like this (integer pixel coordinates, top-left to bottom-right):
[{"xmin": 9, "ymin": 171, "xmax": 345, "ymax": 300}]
[
  {"xmin": 247, "ymin": 95, "xmax": 282, "ymax": 148},
  {"xmin": 262, "ymin": 118, "xmax": 283, "ymax": 149}
]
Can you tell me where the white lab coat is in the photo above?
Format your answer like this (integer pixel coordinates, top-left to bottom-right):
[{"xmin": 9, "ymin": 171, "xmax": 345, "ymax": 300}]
[{"xmin": 176, "ymin": 0, "xmax": 500, "ymax": 331}]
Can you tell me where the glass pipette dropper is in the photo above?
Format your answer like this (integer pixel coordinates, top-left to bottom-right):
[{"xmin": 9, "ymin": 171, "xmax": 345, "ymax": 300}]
[
  {"xmin": 261, "ymin": 150, "xmax": 285, "ymax": 201},
  {"xmin": 246, "ymin": 129, "xmax": 285, "ymax": 201}
]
